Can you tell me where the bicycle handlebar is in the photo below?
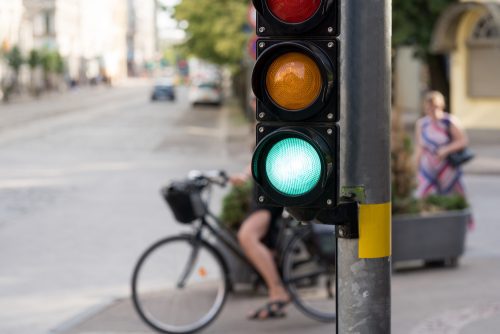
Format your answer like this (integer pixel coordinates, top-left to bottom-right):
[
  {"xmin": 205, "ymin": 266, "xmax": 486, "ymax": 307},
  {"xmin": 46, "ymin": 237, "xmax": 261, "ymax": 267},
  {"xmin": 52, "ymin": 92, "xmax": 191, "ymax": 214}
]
[{"xmin": 186, "ymin": 170, "xmax": 229, "ymax": 188}]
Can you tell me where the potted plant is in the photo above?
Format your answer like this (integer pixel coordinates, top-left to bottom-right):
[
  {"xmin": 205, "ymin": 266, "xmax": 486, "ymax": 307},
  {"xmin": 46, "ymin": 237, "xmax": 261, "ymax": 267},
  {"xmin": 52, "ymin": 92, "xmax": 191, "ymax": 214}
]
[{"xmin": 391, "ymin": 108, "xmax": 470, "ymax": 268}]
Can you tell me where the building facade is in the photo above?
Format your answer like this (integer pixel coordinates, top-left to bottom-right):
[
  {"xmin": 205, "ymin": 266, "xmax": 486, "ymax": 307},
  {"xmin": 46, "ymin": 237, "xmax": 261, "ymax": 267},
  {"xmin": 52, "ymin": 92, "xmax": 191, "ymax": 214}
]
[
  {"xmin": 9, "ymin": 0, "xmax": 130, "ymax": 84},
  {"xmin": 127, "ymin": 0, "xmax": 158, "ymax": 76},
  {"xmin": 0, "ymin": 0, "xmax": 24, "ymax": 50},
  {"xmin": 0, "ymin": 0, "xmax": 24, "ymax": 83},
  {"xmin": 432, "ymin": 0, "xmax": 500, "ymax": 129},
  {"xmin": 78, "ymin": 0, "xmax": 128, "ymax": 82}
]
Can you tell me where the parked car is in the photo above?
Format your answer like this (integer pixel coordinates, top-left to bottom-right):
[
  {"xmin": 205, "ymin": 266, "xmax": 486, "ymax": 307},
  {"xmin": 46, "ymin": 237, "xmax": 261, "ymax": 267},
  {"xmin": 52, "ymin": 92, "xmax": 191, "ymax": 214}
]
[
  {"xmin": 189, "ymin": 81, "xmax": 223, "ymax": 106},
  {"xmin": 151, "ymin": 78, "xmax": 176, "ymax": 101}
]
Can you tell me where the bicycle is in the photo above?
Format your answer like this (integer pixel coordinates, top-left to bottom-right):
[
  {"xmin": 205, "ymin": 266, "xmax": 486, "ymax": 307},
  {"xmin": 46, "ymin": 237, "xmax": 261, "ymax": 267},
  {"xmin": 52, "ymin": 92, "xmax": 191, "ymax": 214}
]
[{"xmin": 131, "ymin": 170, "xmax": 336, "ymax": 334}]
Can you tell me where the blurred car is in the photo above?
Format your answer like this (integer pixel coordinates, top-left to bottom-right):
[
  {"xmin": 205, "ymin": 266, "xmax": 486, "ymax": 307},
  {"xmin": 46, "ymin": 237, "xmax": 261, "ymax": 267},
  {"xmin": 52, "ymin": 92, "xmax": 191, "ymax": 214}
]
[
  {"xmin": 151, "ymin": 78, "xmax": 176, "ymax": 101},
  {"xmin": 189, "ymin": 82, "xmax": 223, "ymax": 106}
]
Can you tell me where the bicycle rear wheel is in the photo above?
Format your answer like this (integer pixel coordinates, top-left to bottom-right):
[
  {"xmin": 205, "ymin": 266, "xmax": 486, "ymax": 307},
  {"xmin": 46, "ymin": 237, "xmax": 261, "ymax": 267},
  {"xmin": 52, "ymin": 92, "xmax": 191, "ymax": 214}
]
[
  {"xmin": 131, "ymin": 235, "xmax": 228, "ymax": 334},
  {"xmin": 282, "ymin": 227, "xmax": 336, "ymax": 323}
]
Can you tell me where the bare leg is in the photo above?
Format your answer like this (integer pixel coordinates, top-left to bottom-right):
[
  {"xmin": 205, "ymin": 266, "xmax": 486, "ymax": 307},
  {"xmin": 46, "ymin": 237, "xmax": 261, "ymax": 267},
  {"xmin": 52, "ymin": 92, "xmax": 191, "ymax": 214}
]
[{"xmin": 238, "ymin": 210, "xmax": 289, "ymax": 304}]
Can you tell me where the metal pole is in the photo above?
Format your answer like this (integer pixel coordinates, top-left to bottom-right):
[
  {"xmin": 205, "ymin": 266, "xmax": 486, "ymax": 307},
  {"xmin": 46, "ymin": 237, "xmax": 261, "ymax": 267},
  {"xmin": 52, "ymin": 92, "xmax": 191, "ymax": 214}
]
[{"xmin": 337, "ymin": 0, "xmax": 392, "ymax": 333}]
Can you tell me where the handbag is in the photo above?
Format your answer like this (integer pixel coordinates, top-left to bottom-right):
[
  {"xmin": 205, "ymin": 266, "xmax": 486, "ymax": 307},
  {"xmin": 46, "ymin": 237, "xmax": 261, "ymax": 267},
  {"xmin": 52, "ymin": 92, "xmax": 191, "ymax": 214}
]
[
  {"xmin": 444, "ymin": 117, "xmax": 475, "ymax": 167},
  {"xmin": 447, "ymin": 148, "xmax": 475, "ymax": 167}
]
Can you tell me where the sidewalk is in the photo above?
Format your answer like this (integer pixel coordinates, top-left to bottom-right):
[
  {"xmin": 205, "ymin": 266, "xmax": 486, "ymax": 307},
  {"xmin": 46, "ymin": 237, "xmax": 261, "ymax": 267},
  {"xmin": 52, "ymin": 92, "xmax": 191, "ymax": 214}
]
[
  {"xmin": 54, "ymin": 257, "xmax": 500, "ymax": 334},
  {"xmin": 55, "ymin": 293, "xmax": 332, "ymax": 334},
  {"xmin": 0, "ymin": 78, "xmax": 153, "ymax": 130}
]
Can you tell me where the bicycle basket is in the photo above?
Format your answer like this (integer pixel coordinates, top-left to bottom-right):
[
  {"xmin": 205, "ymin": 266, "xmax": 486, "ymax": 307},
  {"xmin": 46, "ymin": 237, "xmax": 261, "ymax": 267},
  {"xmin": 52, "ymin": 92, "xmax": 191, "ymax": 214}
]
[
  {"xmin": 311, "ymin": 224, "xmax": 336, "ymax": 262},
  {"xmin": 161, "ymin": 181, "xmax": 206, "ymax": 224}
]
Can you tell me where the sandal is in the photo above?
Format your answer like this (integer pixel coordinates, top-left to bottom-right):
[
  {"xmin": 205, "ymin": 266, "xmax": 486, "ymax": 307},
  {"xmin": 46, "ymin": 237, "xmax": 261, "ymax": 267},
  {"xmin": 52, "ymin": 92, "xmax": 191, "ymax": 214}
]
[{"xmin": 248, "ymin": 300, "xmax": 289, "ymax": 320}]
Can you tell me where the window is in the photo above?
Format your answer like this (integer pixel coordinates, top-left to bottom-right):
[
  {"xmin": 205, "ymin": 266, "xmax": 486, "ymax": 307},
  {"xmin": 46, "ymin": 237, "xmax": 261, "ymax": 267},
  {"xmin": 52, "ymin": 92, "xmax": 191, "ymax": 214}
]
[
  {"xmin": 471, "ymin": 15, "xmax": 499, "ymax": 41},
  {"xmin": 467, "ymin": 15, "xmax": 500, "ymax": 98},
  {"xmin": 44, "ymin": 10, "xmax": 55, "ymax": 35}
]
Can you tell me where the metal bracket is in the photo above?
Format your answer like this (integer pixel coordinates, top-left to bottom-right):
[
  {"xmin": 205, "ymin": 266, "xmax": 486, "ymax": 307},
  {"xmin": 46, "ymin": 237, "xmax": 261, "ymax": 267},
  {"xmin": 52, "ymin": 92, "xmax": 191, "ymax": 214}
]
[{"xmin": 316, "ymin": 194, "xmax": 359, "ymax": 239}]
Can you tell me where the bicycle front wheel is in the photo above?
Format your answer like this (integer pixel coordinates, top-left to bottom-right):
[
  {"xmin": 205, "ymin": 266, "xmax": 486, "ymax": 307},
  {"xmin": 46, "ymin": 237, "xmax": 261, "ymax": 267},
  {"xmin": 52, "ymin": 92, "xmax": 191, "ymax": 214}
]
[
  {"xmin": 131, "ymin": 235, "xmax": 228, "ymax": 334},
  {"xmin": 282, "ymin": 227, "xmax": 336, "ymax": 323}
]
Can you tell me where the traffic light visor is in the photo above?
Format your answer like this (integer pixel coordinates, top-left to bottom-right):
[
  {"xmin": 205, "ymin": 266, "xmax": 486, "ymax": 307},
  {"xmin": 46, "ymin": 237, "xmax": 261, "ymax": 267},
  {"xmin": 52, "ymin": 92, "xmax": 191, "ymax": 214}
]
[
  {"xmin": 266, "ymin": 0, "xmax": 321, "ymax": 24},
  {"xmin": 266, "ymin": 52, "xmax": 321, "ymax": 111},
  {"xmin": 265, "ymin": 137, "xmax": 322, "ymax": 196}
]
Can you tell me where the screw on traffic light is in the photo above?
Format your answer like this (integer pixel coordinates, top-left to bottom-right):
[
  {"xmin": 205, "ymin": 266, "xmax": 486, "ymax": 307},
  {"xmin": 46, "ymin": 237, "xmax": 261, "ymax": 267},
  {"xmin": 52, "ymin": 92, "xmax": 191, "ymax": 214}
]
[{"xmin": 251, "ymin": 0, "xmax": 340, "ymax": 221}]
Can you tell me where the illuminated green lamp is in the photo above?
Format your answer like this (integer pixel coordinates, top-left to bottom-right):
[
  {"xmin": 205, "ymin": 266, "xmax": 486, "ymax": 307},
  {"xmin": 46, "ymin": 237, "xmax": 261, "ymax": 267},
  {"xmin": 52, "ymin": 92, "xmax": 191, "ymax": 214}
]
[
  {"xmin": 252, "ymin": 128, "xmax": 333, "ymax": 208},
  {"xmin": 265, "ymin": 137, "xmax": 322, "ymax": 196}
]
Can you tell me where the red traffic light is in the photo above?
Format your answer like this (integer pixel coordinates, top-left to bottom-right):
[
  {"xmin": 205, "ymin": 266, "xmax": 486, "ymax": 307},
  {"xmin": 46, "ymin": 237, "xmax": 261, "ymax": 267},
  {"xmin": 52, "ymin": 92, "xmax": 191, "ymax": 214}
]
[
  {"xmin": 267, "ymin": 0, "xmax": 321, "ymax": 24},
  {"xmin": 253, "ymin": 0, "xmax": 338, "ymax": 36}
]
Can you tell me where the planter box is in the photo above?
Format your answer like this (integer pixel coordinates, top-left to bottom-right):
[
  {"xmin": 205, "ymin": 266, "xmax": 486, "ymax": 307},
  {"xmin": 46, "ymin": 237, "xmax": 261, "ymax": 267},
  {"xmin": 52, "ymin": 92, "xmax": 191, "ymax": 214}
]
[{"xmin": 392, "ymin": 209, "xmax": 470, "ymax": 267}]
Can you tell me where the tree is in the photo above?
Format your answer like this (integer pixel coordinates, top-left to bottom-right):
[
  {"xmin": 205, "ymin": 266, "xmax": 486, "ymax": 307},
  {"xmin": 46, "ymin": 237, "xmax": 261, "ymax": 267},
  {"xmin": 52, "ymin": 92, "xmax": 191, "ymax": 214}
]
[
  {"xmin": 173, "ymin": 0, "xmax": 249, "ymax": 68},
  {"xmin": 393, "ymin": 0, "xmax": 457, "ymax": 107},
  {"xmin": 1, "ymin": 46, "xmax": 24, "ymax": 101},
  {"xmin": 5, "ymin": 46, "xmax": 24, "ymax": 75},
  {"xmin": 28, "ymin": 49, "xmax": 42, "ymax": 96},
  {"xmin": 28, "ymin": 49, "xmax": 41, "ymax": 69},
  {"xmin": 41, "ymin": 50, "xmax": 65, "ymax": 90}
]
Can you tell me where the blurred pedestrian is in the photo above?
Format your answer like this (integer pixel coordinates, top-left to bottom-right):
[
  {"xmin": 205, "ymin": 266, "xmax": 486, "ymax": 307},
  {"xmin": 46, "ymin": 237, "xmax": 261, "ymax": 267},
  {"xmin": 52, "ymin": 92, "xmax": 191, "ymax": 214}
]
[{"xmin": 415, "ymin": 91, "xmax": 469, "ymax": 198}]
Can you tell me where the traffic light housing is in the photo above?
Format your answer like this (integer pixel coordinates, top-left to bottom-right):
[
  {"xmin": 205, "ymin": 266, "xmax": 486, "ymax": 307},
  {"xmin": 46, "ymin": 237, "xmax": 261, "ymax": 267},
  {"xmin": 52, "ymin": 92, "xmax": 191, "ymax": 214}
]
[
  {"xmin": 252, "ymin": 0, "xmax": 339, "ymax": 36},
  {"xmin": 252, "ymin": 125, "xmax": 338, "ymax": 207},
  {"xmin": 251, "ymin": 0, "xmax": 340, "ymax": 221},
  {"xmin": 252, "ymin": 40, "xmax": 339, "ymax": 123}
]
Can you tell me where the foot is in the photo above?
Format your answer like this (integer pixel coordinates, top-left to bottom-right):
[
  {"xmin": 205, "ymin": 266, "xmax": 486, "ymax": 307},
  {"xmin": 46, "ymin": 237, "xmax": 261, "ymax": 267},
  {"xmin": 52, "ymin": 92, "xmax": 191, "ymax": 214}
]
[{"xmin": 248, "ymin": 300, "xmax": 289, "ymax": 320}]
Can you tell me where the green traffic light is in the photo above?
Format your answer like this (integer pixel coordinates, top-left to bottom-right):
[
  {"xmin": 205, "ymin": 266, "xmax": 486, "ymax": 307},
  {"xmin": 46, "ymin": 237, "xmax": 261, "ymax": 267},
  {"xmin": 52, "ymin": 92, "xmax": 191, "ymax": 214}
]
[{"xmin": 265, "ymin": 137, "xmax": 322, "ymax": 196}]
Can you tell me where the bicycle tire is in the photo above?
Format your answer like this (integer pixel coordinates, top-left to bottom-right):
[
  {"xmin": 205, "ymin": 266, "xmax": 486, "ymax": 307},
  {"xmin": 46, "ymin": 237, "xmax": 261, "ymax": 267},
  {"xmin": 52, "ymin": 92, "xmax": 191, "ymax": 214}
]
[
  {"xmin": 131, "ymin": 235, "xmax": 229, "ymax": 334},
  {"xmin": 282, "ymin": 227, "xmax": 336, "ymax": 323}
]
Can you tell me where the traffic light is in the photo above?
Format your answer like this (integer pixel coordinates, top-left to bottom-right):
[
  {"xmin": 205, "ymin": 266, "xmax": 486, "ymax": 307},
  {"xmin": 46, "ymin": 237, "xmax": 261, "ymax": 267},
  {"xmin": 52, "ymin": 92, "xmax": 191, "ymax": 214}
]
[{"xmin": 251, "ymin": 0, "xmax": 340, "ymax": 220}]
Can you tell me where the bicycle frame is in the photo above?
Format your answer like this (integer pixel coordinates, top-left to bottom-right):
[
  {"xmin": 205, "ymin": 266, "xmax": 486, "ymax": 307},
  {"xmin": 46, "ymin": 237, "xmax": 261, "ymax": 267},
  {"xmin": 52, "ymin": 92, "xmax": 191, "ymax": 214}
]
[
  {"xmin": 177, "ymin": 177, "xmax": 332, "ymax": 289},
  {"xmin": 201, "ymin": 211, "xmax": 254, "ymax": 267}
]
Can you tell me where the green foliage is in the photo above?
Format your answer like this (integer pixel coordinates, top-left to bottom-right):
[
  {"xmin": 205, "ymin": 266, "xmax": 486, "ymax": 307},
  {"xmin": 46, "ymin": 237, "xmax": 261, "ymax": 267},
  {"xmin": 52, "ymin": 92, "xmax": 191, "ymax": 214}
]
[
  {"xmin": 41, "ymin": 50, "xmax": 64, "ymax": 74},
  {"xmin": 393, "ymin": 194, "xmax": 469, "ymax": 215},
  {"xmin": 423, "ymin": 194, "xmax": 468, "ymax": 212},
  {"xmin": 28, "ymin": 49, "xmax": 42, "ymax": 69},
  {"xmin": 220, "ymin": 180, "xmax": 253, "ymax": 231},
  {"xmin": 393, "ymin": 0, "xmax": 457, "ymax": 59},
  {"xmin": 174, "ymin": 0, "xmax": 249, "ymax": 67},
  {"xmin": 393, "ymin": 196, "xmax": 421, "ymax": 215},
  {"xmin": 4, "ymin": 46, "xmax": 24, "ymax": 73}
]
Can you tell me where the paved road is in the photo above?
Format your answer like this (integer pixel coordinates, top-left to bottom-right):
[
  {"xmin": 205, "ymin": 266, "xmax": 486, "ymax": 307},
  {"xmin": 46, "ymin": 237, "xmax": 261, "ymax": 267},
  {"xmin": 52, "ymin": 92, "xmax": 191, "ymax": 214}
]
[
  {"xmin": 1, "ymin": 81, "xmax": 500, "ymax": 334},
  {"xmin": 0, "ymin": 80, "xmax": 250, "ymax": 334}
]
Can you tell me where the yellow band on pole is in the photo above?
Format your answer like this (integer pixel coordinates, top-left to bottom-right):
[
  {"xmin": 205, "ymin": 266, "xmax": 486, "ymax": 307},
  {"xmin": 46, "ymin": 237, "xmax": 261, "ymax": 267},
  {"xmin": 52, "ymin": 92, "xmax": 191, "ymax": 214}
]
[{"xmin": 359, "ymin": 202, "xmax": 391, "ymax": 259}]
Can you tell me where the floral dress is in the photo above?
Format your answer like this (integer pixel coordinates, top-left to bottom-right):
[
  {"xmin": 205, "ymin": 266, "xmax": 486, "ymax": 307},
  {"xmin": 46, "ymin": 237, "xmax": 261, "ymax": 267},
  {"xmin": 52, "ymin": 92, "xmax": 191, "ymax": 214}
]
[{"xmin": 416, "ymin": 115, "xmax": 465, "ymax": 198}]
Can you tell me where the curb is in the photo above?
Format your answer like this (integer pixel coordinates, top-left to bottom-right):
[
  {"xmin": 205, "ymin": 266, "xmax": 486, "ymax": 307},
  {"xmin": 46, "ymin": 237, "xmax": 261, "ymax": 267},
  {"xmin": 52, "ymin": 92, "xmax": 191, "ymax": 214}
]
[
  {"xmin": 51, "ymin": 298, "xmax": 117, "ymax": 334},
  {"xmin": 220, "ymin": 100, "xmax": 252, "ymax": 143}
]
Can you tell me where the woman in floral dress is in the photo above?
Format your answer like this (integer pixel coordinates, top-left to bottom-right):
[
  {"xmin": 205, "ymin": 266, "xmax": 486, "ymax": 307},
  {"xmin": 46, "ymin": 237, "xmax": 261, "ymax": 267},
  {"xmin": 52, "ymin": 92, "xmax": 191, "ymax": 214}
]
[{"xmin": 415, "ymin": 91, "xmax": 469, "ymax": 198}]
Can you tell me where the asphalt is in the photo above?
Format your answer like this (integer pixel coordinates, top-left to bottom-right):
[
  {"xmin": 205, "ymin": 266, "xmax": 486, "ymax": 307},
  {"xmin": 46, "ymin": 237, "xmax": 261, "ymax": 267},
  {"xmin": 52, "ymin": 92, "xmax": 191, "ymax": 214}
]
[{"xmin": 52, "ymin": 108, "xmax": 500, "ymax": 334}]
